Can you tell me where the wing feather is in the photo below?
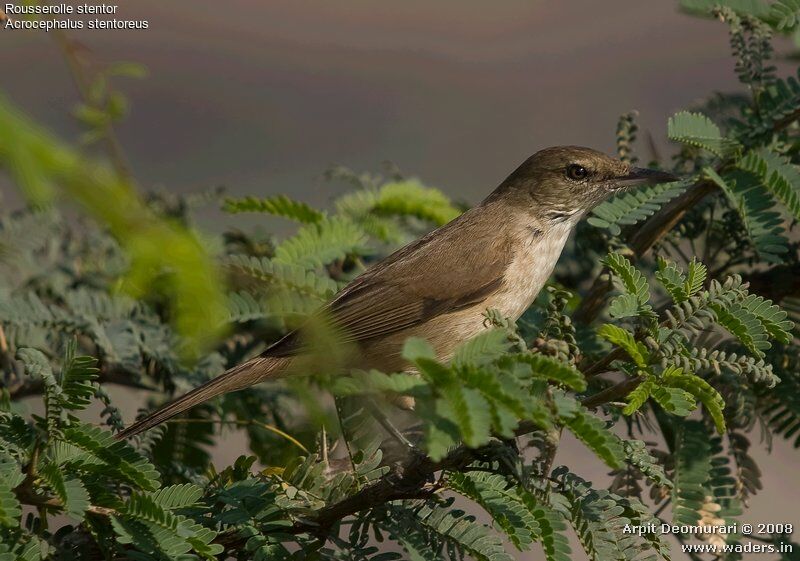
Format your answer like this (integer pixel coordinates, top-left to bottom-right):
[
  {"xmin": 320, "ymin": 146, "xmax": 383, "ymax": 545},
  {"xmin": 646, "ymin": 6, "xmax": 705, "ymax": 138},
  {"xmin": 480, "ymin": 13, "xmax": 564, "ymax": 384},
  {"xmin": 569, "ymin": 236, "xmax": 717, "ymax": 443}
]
[{"xmin": 260, "ymin": 206, "xmax": 514, "ymax": 357}]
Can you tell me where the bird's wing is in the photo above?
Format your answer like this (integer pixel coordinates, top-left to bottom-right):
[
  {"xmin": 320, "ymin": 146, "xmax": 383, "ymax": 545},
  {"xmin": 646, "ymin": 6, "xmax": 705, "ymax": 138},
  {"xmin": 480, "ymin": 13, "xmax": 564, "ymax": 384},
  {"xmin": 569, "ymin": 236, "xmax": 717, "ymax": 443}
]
[{"xmin": 263, "ymin": 210, "xmax": 514, "ymax": 357}]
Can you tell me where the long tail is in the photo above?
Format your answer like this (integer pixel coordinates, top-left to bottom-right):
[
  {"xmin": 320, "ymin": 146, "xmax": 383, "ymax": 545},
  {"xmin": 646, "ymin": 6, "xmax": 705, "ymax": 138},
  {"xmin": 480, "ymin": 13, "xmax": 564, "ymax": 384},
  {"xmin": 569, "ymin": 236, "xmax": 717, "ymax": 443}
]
[{"xmin": 115, "ymin": 355, "xmax": 288, "ymax": 440}]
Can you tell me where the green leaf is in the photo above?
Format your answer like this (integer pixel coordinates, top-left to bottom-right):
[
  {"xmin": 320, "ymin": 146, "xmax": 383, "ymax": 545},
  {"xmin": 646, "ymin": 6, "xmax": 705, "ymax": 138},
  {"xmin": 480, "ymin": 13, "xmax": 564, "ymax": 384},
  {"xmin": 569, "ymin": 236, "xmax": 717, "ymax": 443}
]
[
  {"xmin": 656, "ymin": 257, "xmax": 688, "ymax": 302},
  {"xmin": 622, "ymin": 376, "xmax": 655, "ymax": 415},
  {"xmin": 61, "ymin": 424, "xmax": 160, "ymax": 491},
  {"xmin": 608, "ymin": 294, "xmax": 642, "ymax": 319},
  {"xmin": 667, "ymin": 111, "xmax": 742, "ymax": 158},
  {"xmin": 273, "ymin": 216, "xmax": 369, "ymax": 270},
  {"xmin": 39, "ymin": 462, "xmax": 90, "ymax": 522},
  {"xmin": 561, "ymin": 401, "xmax": 625, "ymax": 469},
  {"xmin": 147, "ymin": 484, "xmax": 204, "ymax": 510},
  {"xmin": 511, "ymin": 354, "xmax": 587, "ymax": 391},
  {"xmin": 710, "ymin": 300, "xmax": 771, "ymax": 357},
  {"xmin": 739, "ymin": 148, "xmax": 800, "ymax": 221},
  {"xmin": 663, "ymin": 370, "xmax": 727, "ymax": 433},
  {"xmin": 771, "ymin": 0, "xmax": 800, "ymax": 30},
  {"xmin": 447, "ymin": 472, "xmax": 542, "ymax": 551},
  {"xmin": 603, "ymin": 253, "xmax": 650, "ymax": 306},
  {"xmin": 672, "ymin": 421, "xmax": 712, "ymax": 526},
  {"xmin": 402, "ymin": 337, "xmax": 437, "ymax": 362},
  {"xmin": 16, "ymin": 348, "xmax": 57, "ymax": 389},
  {"xmin": 452, "ymin": 329, "xmax": 512, "ymax": 368},
  {"xmin": 597, "ymin": 324, "xmax": 649, "ymax": 368},
  {"xmin": 223, "ymin": 195, "xmax": 325, "ymax": 224},
  {"xmin": 680, "ymin": 0, "xmax": 772, "ymax": 19},
  {"xmin": 437, "ymin": 387, "xmax": 492, "ymax": 448},
  {"xmin": 372, "ymin": 180, "xmax": 461, "ymax": 226},
  {"xmin": 739, "ymin": 293, "xmax": 794, "ymax": 344},
  {"xmin": 684, "ymin": 258, "xmax": 707, "ymax": 297},
  {"xmin": 622, "ymin": 440, "xmax": 673, "ymax": 489},
  {"xmin": 0, "ymin": 456, "xmax": 23, "ymax": 527},
  {"xmin": 588, "ymin": 180, "xmax": 688, "ymax": 235},
  {"xmin": 227, "ymin": 254, "xmax": 339, "ymax": 298},
  {"xmin": 555, "ymin": 470, "xmax": 670, "ymax": 561},
  {"xmin": 59, "ymin": 346, "xmax": 99, "ymax": 411},
  {"xmin": 651, "ymin": 386, "xmax": 696, "ymax": 416},
  {"xmin": 705, "ymin": 167, "xmax": 789, "ymax": 263},
  {"xmin": 392, "ymin": 500, "xmax": 516, "ymax": 561}
]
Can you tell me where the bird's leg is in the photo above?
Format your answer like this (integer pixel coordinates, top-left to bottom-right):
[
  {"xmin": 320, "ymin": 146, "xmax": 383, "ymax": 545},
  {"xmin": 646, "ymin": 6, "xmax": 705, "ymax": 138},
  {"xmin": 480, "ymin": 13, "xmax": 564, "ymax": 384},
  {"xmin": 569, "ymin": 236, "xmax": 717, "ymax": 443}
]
[{"xmin": 365, "ymin": 397, "xmax": 417, "ymax": 451}]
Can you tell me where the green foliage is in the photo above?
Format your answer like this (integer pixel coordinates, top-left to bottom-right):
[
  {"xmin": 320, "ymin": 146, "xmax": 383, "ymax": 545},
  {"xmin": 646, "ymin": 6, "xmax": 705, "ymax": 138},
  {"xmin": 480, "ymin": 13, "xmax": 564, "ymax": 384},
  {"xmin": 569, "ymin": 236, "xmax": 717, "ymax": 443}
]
[
  {"xmin": 447, "ymin": 472, "xmax": 558, "ymax": 554},
  {"xmin": 553, "ymin": 468, "xmax": 671, "ymax": 561},
  {"xmin": 667, "ymin": 111, "xmax": 742, "ymax": 158},
  {"xmin": 227, "ymin": 254, "xmax": 339, "ymax": 299},
  {"xmin": 589, "ymin": 180, "xmax": 689, "ymax": 236},
  {"xmin": 273, "ymin": 216, "xmax": 370, "ymax": 269},
  {"xmin": 397, "ymin": 334, "xmax": 565, "ymax": 458},
  {"xmin": 662, "ymin": 367, "xmax": 727, "ymax": 433},
  {"xmin": 0, "ymin": 95, "xmax": 227, "ymax": 356},
  {"xmin": 603, "ymin": 253, "xmax": 653, "ymax": 319},
  {"xmin": 223, "ymin": 194, "xmax": 326, "ymax": 224},
  {"xmin": 739, "ymin": 148, "xmax": 800, "ymax": 220},
  {"xmin": 771, "ymin": 0, "xmax": 800, "ymax": 30},
  {"xmin": 559, "ymin": 398, "xmax": 625, "ymax": 469},
  {"xmin": 39, "ymin": 463, "xmax": 90, "ymax": 522},
  {"xmin": 599, "ymin": 253, "xmax": 790, "ymax": 438},
  {"xmin": 375, "ymin": 499, "xmax": 516, "ymax": 561},
  {"xmin": 672, "ymin": 421, "xmax": 713, "ymax": 526},
  {"xmin": 598, "ymin": 324, "xmax": 649, "ymax": 367},
  {"xmin": 621, "ymin": 440, "xmax": 673, "ymax": 489},
  {"xmin": 706, "ymin": 167, "xmax": 789, "ymax": 263},
  {"xmin": 336, "ymin": 179, "xmax": 461, "ymax": 230}
]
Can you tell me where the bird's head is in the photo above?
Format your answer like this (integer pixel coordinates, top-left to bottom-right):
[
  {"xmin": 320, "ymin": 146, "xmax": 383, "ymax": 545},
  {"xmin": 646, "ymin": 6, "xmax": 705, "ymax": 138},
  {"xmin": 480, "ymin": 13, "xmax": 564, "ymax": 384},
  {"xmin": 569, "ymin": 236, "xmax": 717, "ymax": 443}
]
[{"xmin": 493, "ymin": 146, "xmax": 679, "ymax": 223}]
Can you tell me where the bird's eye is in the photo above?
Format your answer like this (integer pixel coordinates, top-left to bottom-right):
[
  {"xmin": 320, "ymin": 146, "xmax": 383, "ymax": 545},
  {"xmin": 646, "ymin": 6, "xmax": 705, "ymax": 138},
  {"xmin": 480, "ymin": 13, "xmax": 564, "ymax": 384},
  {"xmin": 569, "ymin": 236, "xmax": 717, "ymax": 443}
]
[{"xmin": 566, "ymin": 164, "xmax": 588, "ymax": 181}]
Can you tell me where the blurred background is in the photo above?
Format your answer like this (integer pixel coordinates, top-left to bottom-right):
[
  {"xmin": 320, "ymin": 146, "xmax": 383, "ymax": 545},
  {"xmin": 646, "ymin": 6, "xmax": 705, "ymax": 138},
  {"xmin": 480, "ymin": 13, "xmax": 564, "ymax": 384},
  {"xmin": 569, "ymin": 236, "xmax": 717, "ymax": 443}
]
[
  {"xmin": 1, "ymin": 0, "xmax": 796, "ymax": 556},
  {"xmin": 2, "ymin": 0, "xmax": 755, "ymax": 210}
]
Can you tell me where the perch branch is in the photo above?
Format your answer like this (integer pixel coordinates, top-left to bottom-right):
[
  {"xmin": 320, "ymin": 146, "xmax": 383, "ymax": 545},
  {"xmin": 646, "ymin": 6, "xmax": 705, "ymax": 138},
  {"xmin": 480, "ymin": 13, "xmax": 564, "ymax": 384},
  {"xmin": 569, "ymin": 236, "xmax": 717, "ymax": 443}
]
[{"xmin": 215, "ymin": 371, "xmax": 638, "ymax": 545}]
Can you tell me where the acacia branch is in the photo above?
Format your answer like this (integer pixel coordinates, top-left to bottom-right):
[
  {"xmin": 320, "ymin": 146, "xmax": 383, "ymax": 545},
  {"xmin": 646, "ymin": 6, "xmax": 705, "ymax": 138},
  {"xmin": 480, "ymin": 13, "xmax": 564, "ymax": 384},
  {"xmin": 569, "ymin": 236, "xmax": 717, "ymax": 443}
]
[{"xmin": 217, "ymin": 378, "xmax": 633, "ymax": 542}]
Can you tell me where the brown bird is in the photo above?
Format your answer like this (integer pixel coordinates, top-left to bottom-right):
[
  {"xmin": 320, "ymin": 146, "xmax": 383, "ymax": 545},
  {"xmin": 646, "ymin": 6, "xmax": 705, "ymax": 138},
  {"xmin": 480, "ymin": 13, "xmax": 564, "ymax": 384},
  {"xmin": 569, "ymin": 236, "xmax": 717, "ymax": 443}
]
[{"xmin": 117, "ymin": 146, "xmax": 677, "ymax": 439}]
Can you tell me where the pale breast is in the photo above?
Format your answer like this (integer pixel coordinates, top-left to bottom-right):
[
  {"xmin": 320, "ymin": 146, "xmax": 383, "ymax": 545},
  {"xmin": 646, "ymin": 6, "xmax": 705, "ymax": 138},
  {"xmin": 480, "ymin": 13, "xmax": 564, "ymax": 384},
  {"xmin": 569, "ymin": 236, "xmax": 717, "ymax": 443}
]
[{"xmin": 483, "ymin": 221, "xmax": 573, "ymax": 321}]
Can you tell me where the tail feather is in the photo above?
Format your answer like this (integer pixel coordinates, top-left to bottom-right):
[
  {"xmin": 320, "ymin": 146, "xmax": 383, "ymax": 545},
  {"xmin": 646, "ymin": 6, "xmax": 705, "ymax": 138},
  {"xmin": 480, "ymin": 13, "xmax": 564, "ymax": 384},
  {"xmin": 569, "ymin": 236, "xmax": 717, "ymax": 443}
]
[{"xmin": 115, "ymin": 356, "xmax": 286, "ymax": 440}]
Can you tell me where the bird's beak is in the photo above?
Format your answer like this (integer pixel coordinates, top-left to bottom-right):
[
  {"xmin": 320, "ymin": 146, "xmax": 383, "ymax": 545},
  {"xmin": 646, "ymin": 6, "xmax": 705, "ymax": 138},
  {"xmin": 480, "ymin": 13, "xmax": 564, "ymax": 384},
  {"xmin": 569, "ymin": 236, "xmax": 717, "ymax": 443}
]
[{"xmin": 615, "ymin": 167, "xmax": 680, "ymax": 190}]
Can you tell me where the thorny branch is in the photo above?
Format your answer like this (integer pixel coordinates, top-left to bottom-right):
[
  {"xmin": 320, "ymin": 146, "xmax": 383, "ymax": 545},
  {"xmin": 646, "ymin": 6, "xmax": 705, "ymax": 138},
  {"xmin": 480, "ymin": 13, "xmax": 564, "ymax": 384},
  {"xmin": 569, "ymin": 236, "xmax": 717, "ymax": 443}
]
[{"xmin": 213, "ymin": 388, "xmax": 631, "ymax": 546}]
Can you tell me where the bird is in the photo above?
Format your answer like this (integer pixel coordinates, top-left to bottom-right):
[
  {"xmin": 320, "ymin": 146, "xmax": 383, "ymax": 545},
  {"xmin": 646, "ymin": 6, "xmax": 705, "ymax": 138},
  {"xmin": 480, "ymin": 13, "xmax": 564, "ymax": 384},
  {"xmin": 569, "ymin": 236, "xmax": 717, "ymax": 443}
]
[{"xmin": 116, "ymin": 146, "xmax": 677, "ymax": 439}]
